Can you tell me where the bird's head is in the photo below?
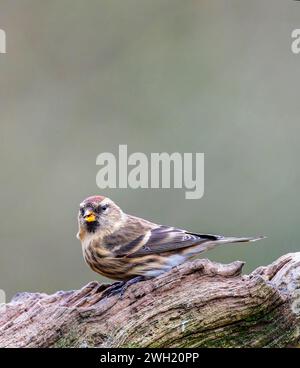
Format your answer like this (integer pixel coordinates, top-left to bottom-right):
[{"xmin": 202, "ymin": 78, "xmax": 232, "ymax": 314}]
[{"xmin": 77, "ymin": 195, "xmax": 124, "ymax": 238}]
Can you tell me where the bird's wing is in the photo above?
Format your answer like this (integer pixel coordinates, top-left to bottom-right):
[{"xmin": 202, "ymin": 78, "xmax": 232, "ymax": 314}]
[{"xmin": 113, "ymin": 225, "xmax": 221, "ymax": 257}]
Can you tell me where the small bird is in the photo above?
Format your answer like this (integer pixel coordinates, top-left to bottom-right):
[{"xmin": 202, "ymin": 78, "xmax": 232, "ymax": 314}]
[{"xmin": 77, "ymin": 195, "xmax": 264, "ymax": 294}]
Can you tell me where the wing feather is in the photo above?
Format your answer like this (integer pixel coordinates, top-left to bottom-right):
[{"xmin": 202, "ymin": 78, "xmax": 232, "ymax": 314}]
[{"xmin": 113, "ymin": 225, "xmax": 221, "ymax": 257}]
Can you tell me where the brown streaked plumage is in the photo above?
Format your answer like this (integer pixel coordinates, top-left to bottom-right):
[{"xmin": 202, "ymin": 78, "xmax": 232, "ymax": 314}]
[{"xmin": 77, "ymin": 196, "xmax": 265, "ymax": 286}]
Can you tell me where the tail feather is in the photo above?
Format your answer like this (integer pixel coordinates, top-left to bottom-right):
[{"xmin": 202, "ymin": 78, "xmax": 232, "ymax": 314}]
[
  {"xmin": 184, "ymin": 235, "xmax": 266, "ymax": 256},
  {"xmin": 217, "ymin": 235, "xmax": 266, "ymax": 244}
]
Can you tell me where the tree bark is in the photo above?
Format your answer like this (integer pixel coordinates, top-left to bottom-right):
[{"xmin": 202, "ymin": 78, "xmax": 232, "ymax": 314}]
[{"xmin": 0, "ymin": 252, "xmax": 300, "ymax": 348}]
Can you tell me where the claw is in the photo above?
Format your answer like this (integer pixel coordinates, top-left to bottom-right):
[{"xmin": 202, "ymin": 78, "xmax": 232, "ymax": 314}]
[
  {"xmin": 101, "ymin": 276, "xmax": 145, "ymax": 299},
  {"xmin": 101, "ymin": 281, "xmax": 126, "ymax": 298}
]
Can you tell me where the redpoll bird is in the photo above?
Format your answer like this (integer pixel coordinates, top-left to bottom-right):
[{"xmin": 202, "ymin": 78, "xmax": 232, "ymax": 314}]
[{"xmin": 77, "ymin": 195, "xmax": 264, "ymax": 293}]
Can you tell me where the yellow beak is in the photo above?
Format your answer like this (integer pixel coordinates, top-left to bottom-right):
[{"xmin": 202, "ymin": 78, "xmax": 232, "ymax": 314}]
[{"xmin": 84, "ymin": 211, "xmax": 96, "ymax": 223}]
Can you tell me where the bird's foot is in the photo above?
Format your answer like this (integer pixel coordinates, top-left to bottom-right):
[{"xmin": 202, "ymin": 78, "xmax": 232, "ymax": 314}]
[
  {"xmin": 101, "ymin": 281, "xmax": 125, "ymax": 298},
  {"xmin": 102, "ymin": 276, "xmax": 145, "ymax": 299}
]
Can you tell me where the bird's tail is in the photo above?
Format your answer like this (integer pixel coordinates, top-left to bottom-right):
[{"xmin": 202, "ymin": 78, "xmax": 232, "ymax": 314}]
[
  {"xmin": 185, "ymin": 235, "xmax": 266, "ymax": 256},
  {"xmin": 214, "ymin": 235, "xmax": 266, "ymax": 244}
]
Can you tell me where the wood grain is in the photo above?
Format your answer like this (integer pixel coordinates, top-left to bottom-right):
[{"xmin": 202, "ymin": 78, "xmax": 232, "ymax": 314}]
[{"xmin": 0, "ymin": 253, "xmax": 300, "ymax": 347}]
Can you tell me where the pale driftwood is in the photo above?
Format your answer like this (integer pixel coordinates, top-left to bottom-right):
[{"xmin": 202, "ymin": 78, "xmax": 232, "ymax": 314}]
[{"xmin": 0, "ymin": 252, "xmax": 300, "ymax": 348}]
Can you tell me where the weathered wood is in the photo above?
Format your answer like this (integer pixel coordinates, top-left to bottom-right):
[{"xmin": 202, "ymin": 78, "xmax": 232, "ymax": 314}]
[{"xmin": 0, "ymin": 252, "xmax": 300, "ymax": 348}]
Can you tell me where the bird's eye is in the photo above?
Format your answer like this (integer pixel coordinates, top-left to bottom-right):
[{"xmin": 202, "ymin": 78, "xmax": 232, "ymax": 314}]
[{"xmin": 101, "ymin": 204, "xmax": 109, "ymax": 212}]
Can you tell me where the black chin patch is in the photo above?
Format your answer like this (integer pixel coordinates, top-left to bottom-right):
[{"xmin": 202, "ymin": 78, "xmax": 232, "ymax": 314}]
[{"xmin": 86, "ymin": 221, "xmax": 100, "ymax": 233}]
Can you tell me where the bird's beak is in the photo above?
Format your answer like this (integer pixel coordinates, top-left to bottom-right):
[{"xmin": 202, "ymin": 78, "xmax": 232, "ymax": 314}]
[{"xmin": 83, "ymin": 210, "xmax": 96, "ymax": 223}]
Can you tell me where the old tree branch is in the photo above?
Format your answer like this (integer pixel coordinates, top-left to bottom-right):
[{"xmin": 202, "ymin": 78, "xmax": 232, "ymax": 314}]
[{"xmin": 1, "ymin": 253, "xmax": 300, "ymax": 348}]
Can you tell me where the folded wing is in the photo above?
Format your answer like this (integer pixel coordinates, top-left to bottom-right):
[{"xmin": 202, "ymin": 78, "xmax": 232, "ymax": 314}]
[{"xmin": 113, "ymin": 225, "xmax": 224, "ymax": 257}]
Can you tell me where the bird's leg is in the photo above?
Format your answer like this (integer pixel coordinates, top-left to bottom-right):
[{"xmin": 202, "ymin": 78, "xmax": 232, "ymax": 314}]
[
  {"xmin": 102, "ymin": 276, "xmax": 145, "ymax": 299},
  {"xmin": 101, "ymin": 280, "xmax": 126, "ymax": 298},
  {"xmin": 120, "ymin": 276, "xmax": 145, "ymax": 297}
]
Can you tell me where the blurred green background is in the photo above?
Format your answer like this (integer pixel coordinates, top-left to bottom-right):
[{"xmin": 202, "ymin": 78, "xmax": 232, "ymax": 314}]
[{"xmin": 0, "ymin": 0, "xmax": 299, "ymax": 300}]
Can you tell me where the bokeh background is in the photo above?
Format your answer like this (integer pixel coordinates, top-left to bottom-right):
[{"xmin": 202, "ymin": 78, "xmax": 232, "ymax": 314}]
[{"xmin": 0, "ymin": 0, "xmax": 299, "ymax": 300}]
